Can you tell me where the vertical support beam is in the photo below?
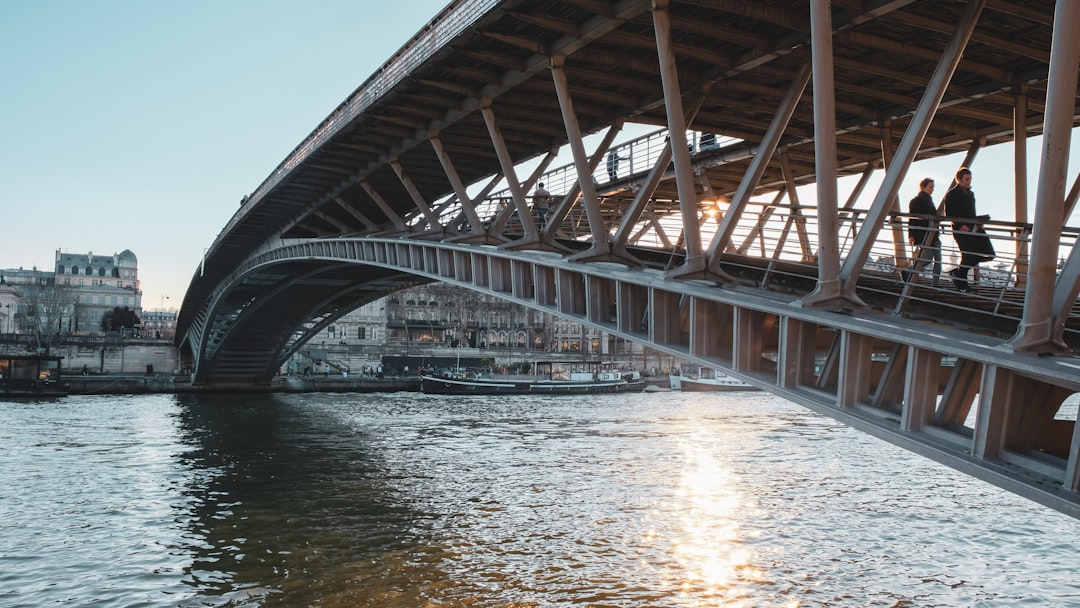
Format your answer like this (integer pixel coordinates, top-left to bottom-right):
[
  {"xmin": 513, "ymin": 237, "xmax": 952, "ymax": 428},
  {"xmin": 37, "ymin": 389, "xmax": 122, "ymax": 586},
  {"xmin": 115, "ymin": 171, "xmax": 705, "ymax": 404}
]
[
  {"xmin": 732, "ymin": 307, "xmax": 763, "ymax": 372},
  {"xmin": 705, "ymin": 63, "xmax": 811, "ymax": 269},
  {"xmin": 838, "ymin": 330, "xmax": 873, "ymax": 408},
  {"xmin": 1013, "ymin": 86, "xmax": 1031, "ymax": 288},
  {"xmin": 549, "ymin": 55, "xmax": 610, "ymax": 253},
  {"xmin": 834, "ymin": 0, "xmax": 986, "ymax": 301},
  {"xmin": 972, "ymin": 365, "xmax": 1010, "ymax": 460},
  {"xmin": 1009, "ymin": 0, "xmax": 1080, "ymax": 352},
  {"xmin": 901, "ymin": 346, "xmax": 940, "ymax": 432},
  {"xmin": 778, "ymin": 317, "xmax": 817, "ymax": 389},
  {"xmin": 480, "ymin": 100, "xmax": 540, "ymax": 240},
  {"xmin": 652, "ymin": 0, "xmax": 704, "ymax": 271},
  {"xmin": 801, "ymin": 0, "xmax": 844, "ymax": 307}
]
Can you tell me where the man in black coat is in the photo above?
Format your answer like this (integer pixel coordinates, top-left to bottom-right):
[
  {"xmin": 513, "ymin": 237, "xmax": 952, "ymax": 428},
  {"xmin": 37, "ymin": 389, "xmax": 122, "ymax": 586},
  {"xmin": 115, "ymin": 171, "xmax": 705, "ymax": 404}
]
[{"xmin": 905, "ymin": 177, "xmax": 941, "ymax": 286}]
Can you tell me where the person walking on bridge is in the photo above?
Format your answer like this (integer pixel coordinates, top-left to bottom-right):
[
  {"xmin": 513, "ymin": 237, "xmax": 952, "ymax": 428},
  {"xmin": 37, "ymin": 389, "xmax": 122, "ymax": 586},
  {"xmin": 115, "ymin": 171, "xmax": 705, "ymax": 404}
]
[
  {"xmin": 533, "ymin": 182, "xmax": 550, "ymax": 231},
  {"xmin": 606, "ymin": 150, "xmax": 627, "ymax": 181},
  {"xmin": 904, "ymin": 177, "xmax": 941, "ymax": 286},
  {"xmin": 942, "ymin": 167, "xmax": 994, "ymax": 292}
]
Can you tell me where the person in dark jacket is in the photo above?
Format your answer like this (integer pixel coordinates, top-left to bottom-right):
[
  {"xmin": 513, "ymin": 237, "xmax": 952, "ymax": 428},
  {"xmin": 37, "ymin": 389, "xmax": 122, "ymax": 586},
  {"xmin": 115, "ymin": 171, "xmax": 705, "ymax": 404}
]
[
  {"xmin": 905, "ymin": 177, "xmax": 941, "ymax": 286},
  {"xmin": 941, "ymin": 167, "xmax": 993, "ymax": 292}
]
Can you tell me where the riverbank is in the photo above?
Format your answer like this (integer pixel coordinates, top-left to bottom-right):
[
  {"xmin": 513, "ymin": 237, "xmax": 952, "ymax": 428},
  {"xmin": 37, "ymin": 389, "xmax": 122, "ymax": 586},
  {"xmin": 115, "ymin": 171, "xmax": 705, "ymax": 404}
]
[
  {"xmin": 62, "ymin": 374, "xmax": 421, "ymax": 395},
  {"xmin": 60, "ymin": 373, "xmax": 672, "ymax": 395}
]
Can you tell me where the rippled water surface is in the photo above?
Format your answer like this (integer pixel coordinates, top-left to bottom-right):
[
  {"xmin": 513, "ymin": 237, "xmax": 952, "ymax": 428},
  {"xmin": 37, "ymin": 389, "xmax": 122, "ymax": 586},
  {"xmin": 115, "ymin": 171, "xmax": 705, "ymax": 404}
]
[{"xmin": 1, "ymin": 391, "xmax": 1078, "ymax": 607}]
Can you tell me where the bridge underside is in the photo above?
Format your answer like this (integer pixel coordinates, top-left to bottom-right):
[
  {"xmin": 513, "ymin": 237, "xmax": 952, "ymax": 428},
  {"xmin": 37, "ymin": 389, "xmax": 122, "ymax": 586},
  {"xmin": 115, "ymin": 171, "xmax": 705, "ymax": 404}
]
[
  {"xmin": 177, "ymin": 1, "xmax": 1080, "ymax": 516},
  {"xmin": 187, "ymin": 237, "xmax": 1080, "ymax": 517}
]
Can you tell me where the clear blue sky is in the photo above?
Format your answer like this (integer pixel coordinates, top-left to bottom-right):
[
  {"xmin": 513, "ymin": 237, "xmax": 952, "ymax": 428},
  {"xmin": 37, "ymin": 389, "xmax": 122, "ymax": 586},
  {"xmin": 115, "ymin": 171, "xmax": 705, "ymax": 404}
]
[
  {"xmin": 1, "ymin": 1, "xmax": 1076, "ymax": 312},
  {"xmin": 0, "ymin": 0, "xmax": 449, "ymax": 310}
]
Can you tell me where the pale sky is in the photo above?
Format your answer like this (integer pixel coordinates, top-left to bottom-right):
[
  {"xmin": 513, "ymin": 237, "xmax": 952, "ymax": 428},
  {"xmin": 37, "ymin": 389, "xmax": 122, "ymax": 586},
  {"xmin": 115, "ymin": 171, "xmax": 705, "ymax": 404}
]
[
  {"xmin": 1, "ymin": 2, "xmax": 1076, "ymax": 313},
  {"xmin": 0, "ymin": 0, "xmax": 450, "ymax": 310}
]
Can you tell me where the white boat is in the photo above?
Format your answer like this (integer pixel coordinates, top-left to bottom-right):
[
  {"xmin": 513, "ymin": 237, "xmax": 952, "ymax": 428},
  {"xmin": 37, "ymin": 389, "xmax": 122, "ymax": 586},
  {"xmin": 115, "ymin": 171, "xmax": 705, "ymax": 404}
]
[{"xmin": 668, "ymin": 367, "xmax": 756, "ymax": 392}]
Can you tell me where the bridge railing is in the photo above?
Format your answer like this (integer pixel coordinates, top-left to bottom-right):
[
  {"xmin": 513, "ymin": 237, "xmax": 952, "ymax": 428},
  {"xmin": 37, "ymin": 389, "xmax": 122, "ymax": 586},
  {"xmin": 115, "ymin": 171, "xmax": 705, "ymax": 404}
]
[
  {"xmin": 473, "ymin": 191, "xmax": 1076, "ymax": 338},
  {"xmin": 486, "ymin": 127, "xmax": 740, "ymax": 200}
]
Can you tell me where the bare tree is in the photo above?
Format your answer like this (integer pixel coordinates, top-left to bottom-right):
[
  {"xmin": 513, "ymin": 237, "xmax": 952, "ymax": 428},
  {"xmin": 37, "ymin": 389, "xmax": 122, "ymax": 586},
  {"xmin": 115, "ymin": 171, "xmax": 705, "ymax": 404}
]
[{"xmin": 17, "ymin": 281, "xmax": 77, "ymax": 354}]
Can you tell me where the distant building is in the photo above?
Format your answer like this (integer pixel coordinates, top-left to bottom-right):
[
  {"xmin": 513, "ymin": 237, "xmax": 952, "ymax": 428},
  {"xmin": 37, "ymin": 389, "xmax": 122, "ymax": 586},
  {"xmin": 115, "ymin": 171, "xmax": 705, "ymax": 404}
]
[
  {"xmin": 309, "ymin": 283, "xmax": 637, "ymax": 359},
  {"xmin": 53, "ymin": 249, "xmax": 142, "ymax": 334},
  {"xmin": 141, "ymin": 310, "xmax": 177, "ymax": 340},
  {"xmin": 0, "ymin": 249, "xmax": 142, "ymax": 335}
]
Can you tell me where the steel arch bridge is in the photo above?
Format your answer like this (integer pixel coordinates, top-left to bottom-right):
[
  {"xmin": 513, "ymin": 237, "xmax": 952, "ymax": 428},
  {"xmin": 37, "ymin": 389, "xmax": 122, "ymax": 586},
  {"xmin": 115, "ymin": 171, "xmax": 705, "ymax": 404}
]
[{"xmin": 177, "ymin": 0, "xmax": 1080, "ymax": 516}]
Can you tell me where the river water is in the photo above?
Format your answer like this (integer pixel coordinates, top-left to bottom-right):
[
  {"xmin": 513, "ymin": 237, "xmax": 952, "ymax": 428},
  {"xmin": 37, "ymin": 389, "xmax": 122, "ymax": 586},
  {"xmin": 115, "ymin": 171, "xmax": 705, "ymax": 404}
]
[{"xmin": 1, "ymin": 391, "xmax": 1078, "ymax": 607}]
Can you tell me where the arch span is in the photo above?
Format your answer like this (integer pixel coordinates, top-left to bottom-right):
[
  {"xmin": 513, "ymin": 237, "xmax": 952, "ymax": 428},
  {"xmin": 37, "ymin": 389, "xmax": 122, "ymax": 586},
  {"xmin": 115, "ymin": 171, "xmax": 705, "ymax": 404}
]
[{"xmin": 182, "ymin": 235, "xmax": 1080, "ymax": 517}]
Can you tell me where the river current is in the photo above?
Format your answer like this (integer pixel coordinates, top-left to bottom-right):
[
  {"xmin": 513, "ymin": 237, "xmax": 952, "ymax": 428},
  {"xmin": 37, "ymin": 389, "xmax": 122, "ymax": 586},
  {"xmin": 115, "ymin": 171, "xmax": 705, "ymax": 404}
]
[{"xmin": 1, "ymin": 391, "xmax": 1078, "ymax": 607}]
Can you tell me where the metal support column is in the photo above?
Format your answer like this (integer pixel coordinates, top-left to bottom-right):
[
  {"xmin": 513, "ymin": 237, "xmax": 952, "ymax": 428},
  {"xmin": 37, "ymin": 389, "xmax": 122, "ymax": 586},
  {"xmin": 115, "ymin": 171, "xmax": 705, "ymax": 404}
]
[
  {"xmin": 652, "ymin": 0, "xmax": 706, "ymax": 275},
  {"xmin": 901, "ymin": 346, "xmax": 940, "ymax": 432},
  {"xmin": 480, "ymin": 100, "xmax": 540, "ymax": 241},
  {"xmin": 546, "ymin": 125, "xmax": 620, "ymax": 241},
  {"xmin": 429, "ymin": 133, "xmax": 491, "ymax": 242},
  {"xmin": 1013, "ymin": 86, "xmax": 1031, "ymax": 288},
  {"xmin": 1009, "ymin": 0, "xmax": 1080, "ymax": 352},
  {"xmin": 390, "ymin": 159, "xmax": 445, "ymax": 233},
  {"xmin": 357, "ymin": 179, "xmax": 407, "ymax": 233},
  {"xmin": 549, "ymin": 55, "xmax": 612, "ymax": 256},
  {"xmin": 798, "ymin": 0, "xmax": 845, "ymax": 307}
]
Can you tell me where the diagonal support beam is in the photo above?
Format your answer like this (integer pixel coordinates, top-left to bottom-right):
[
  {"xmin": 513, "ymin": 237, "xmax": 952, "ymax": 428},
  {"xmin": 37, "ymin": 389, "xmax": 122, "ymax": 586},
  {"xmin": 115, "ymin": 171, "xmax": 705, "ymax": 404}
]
[
  {"xmin": 610, "ymin": 90, "xmax": 708, "ymax": 259},
  {"xmin": 833, "ymin": 0, "xmax": 986, "ymax": 302},
  {"xmin": 705, "ymin": 62, "xmax": 811, "ymax": 272},
  {"xmin": 480, "ymin": 100, "xmax": 540, "ymax": 241},
  {"xmin": 544, "ymin": 127, "xmax": 619, "ymax": 241},
  {"xmin": 776, "ymin": 148, "xmax": 814, "ymax": 262},
  {"xmin": 737, "ymin": 188, "xmax": 786, "ymax": 255},
  {"xmin": 333, "ymin": 197, "xmax": 377, "ymax": 232},
  {"xmin": 549, "ymin": 55, "xmax": 610, "ymax": 254},
  {"xmin": 390, "ymin": 158, "xmax": 445, "ymax": 233},
  {"xmin": 429, "ymin": 133, "xmax": 496, "ymax": 243},
  {"xmin": 357, "ymin": 179, "xmax": 407, "ymax": 233}
]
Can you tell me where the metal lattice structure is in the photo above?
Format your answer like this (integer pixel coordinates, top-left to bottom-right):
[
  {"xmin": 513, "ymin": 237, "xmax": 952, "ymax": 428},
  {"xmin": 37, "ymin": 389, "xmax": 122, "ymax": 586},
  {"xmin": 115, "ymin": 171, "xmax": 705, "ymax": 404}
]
[{"xmin": 176, "ymin": 1, "xmax": 1080, "ymax": 517}]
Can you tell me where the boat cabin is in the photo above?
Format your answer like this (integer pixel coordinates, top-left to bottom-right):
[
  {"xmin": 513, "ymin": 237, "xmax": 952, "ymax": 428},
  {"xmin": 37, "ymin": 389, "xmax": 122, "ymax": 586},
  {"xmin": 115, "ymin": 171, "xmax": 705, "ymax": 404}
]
[{"xmin": 0, "ymin": 354, "xmax": 68, "ymax": 397}]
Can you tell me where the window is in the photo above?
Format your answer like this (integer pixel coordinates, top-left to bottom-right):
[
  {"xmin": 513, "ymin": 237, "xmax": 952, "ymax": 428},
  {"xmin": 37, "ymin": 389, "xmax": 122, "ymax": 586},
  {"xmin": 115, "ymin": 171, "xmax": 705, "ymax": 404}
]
[
  {"xmin": 357, "ymin": 327, "xmax": 366, "ymax": 340},
  {"xmin": 327, "ymin": 325, "xmax": 335, "ymax": 338}
]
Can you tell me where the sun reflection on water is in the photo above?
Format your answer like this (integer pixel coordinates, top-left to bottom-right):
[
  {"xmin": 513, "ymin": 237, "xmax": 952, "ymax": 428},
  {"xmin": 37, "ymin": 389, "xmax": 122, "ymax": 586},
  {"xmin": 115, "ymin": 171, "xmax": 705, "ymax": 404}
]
[{"xmin": 669, "ymin": 440, "xmax": 799, "ymax": 608}]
